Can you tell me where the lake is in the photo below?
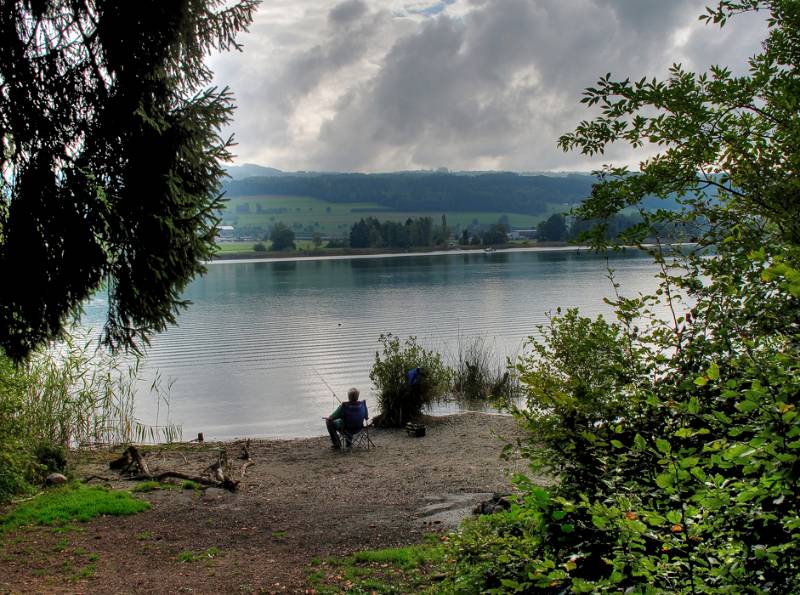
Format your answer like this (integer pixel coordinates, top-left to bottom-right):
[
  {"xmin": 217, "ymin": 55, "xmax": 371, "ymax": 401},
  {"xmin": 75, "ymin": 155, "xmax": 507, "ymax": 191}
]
[{"xmin": 81, "ymin": 247, "xmax": 664, "ymax": 440}]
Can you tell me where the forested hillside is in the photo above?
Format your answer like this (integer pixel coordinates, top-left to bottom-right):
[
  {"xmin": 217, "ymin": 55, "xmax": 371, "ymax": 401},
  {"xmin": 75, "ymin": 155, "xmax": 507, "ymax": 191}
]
[{"xmin": 223, "ymin": 171, "xmax": 596, "ymax": 215}]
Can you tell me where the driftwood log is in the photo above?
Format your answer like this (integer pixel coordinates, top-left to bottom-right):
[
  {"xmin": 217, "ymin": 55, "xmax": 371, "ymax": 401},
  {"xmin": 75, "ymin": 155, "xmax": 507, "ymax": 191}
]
[
  {"xmin": 109, "ymin": 445, "xmax": 241, "ymax": 492},
  {"xmin": 238, "ymin": 438, "xmax": 251, "ymax": 460}
]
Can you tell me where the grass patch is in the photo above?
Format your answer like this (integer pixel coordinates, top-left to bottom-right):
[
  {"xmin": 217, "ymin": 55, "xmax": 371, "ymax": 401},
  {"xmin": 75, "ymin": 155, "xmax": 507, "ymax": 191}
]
[
  {"xmin": 308, "ymin": 542, "xmax": 447, "ymax": 594},
  {"xmin": 72, "ymin": 562, "xmax": 97, "ymax": 580},
  {"xmin": 53, "ymin": 538, "xmax": 70, "ymax": 552},
  {"xmin": 0, "ymin": 484, "xmax": 149, "ymax": 534},
  {"xmin": 131, "ymin": 481, "xmax": 178, "ymax": 493},
  {"xmin": 178, "ymin": 546, "xmax": 221, "ymax": 563},
  {"xmin": 131, "ymin": 481, "xmax": 160, "ymax": 493},
  {"xmin": 271, "ymin": 530, "xmax": 287, "ymax": 540},
  {"xmin": 178, "ymin": 550, "xmax": 197, "ymax": 563},
  {"xmin": 181, "ymin": 480, "xmax": 201, "ymax": 490},
  {"xmin": 352, "ymin": 544, "xmax": 443, "ymax": 569}
]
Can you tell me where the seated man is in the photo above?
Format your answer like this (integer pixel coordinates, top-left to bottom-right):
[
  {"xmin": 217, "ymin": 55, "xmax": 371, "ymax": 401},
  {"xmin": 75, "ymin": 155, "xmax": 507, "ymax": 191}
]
[{"xmin": 325, "ymin": 387, "xmax": 368, "ymax": 448}]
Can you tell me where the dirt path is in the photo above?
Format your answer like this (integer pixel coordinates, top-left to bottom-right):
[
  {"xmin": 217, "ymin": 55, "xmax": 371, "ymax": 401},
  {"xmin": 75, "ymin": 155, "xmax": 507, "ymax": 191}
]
[{"xmin": 0, "ymin": 413, "xmax": 533, "ymax": 594}]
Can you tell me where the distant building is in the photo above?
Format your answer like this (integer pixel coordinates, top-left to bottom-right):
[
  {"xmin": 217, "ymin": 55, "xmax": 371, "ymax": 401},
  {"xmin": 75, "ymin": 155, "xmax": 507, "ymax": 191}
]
[
  {"xmin": 217, "ymin": 225, "xmax": 235, "ymax": 241},
  {"xmin": 508, "ymin": 229, "xmax": 536, "ymax": 240}
]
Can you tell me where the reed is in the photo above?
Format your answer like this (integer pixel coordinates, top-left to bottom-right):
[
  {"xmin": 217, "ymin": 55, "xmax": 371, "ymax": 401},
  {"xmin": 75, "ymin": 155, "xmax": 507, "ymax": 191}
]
[
  {"xmin": 0, "ymin": 329, "xmax": 181, "ymax": 501},
  {"xmin": 21, "ymin": 330, "xmax": 181, "ymax": 447},
  {"xmin": 450, "ymin": 334, "xmax": 519, "ymax": 404}
]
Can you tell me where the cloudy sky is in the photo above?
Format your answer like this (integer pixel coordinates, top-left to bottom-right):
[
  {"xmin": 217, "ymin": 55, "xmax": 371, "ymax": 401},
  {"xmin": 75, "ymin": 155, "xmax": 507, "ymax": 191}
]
[{"xmin": 208, "ymin": 0, "xmax": 768, "ymax": 173}]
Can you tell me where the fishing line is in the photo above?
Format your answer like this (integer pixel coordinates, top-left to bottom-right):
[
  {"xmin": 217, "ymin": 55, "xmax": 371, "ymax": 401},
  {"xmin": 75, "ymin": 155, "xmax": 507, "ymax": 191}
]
[{"xmin": 312, "ymin": 366, "xmax": 342, "ymax": 404}]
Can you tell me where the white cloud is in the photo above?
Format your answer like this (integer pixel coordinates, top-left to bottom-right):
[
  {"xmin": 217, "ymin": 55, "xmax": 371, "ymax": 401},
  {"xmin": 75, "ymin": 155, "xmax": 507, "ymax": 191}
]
[{"xmin": 210, "ymin": 0, "xmax": 768, "ymax": 172}]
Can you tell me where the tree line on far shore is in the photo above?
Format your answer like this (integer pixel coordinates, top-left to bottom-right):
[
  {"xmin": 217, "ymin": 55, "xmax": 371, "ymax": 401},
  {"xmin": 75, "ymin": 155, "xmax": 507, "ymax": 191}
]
[
  {"xmin": 251, "ymin": 209, "xmax": 692, "ymax": 252},
  {"xmin": 253, "ymin": 214, "xmax": 513, "ymax": 251}
]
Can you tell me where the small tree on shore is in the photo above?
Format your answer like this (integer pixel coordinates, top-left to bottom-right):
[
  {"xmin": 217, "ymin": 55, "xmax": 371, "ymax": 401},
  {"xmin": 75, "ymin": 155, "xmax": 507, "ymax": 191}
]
[{"xmin": 269, "ymin": 222, "xmax": 295, "ymax": 251}]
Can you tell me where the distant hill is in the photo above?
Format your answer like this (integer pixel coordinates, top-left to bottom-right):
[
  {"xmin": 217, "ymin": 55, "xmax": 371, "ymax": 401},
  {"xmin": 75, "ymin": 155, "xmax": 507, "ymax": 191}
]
[
  {"xmin": 225, "ymin": 164, "xmax": 292, "ymax": 180},
  {"xmin": 222, "ymin": 171, "xmax": 597, "ymax": 215}
]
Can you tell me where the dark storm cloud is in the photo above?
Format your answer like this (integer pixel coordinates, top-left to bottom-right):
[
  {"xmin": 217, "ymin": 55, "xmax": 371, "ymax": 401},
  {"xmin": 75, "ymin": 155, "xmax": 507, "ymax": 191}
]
[
  {"xmin": 329, "ymin": 0, "xmax": 368, "ymax": 25},
  {"xmin": 275, "ymin": 3, "xmax": 387, "ymax": 110},
  {"xmin": 311, "ymin": 0, "xmax": 766, "ymax": 171},
  {"xmin": 212, "ymin": 1, "xmax": 391, "ymax": 158},
  {"xmin": 212, "ymin": 0, "xmax": 768, "ymax": 171}
]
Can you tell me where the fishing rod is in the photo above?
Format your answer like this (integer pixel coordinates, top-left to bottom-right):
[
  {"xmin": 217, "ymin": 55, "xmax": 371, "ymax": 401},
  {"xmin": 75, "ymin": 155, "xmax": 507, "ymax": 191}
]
[{"xmin": 312, "ymin": 367, "xmax": 342, "ymax": 404}]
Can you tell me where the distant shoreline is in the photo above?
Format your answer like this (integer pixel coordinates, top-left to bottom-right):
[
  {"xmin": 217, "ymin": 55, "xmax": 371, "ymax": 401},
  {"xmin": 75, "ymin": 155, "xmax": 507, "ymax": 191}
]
[{"xmin": 207, "ymin": 242, "xmax": 585, "ymax": 264}]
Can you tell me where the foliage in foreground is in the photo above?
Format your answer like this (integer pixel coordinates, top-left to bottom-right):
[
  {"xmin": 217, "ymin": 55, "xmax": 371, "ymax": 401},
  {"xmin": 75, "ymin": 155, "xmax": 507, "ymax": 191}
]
[
  {"xmin": 438, "ymin": 1, "xmax": 800, "ymax": 592},
  {"xmin": 0, "ymin": 332, "xmax": 179, "ymax": 503},
  {"xmin": 369, "ymin": 334, "xmax": 452, "ymax": 427},
  {"xmin": 0, "ymin": 484, "xmax": 149, "ymax": 535}
]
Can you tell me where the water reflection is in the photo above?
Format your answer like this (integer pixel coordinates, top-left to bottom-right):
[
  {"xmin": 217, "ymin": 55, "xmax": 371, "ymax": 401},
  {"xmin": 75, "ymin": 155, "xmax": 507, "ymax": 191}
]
[{"xmin": 81, "ymin": 248, "xmax": 662, "ymax": 440}]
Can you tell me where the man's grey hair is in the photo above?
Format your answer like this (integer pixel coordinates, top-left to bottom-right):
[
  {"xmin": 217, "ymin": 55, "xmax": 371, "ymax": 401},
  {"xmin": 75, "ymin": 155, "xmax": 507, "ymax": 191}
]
[{"xmin": 347, "ymin": 387, "xmax": 360, "ymax": 402}]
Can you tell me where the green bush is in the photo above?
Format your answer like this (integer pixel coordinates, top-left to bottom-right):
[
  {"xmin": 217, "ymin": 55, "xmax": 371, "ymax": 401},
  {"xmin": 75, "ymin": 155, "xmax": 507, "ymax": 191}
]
[
  {"xmin": 253, "ymin": 242, "xmax": 267, "ymax": 252},
  {"xmin": 0, "ymin": 354, "xmax": 38, "ymax": 501},
  {"xmin": 440, "ymin": 2, "xmax": 800, "ymax": 592},
  {"xmin": 369, "ymin": 334, "xmax": 451, "ymax": 427}
]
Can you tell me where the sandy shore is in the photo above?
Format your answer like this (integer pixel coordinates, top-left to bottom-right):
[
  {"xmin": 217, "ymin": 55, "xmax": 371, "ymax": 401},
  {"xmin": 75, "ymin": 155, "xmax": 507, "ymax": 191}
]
[{"xmin": 0, "ymin": 412, "xmax": 536, "ymax": 594}]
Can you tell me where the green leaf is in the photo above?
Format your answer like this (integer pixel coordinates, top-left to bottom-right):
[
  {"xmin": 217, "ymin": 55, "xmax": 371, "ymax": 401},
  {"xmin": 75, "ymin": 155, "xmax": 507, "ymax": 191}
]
[
  {"xmin": 736, "ymin": 400, "xmax": 758, "ymax": 413},
  {"xmin": 701, "ymin": 496, "xmax": 724, "ymax": 510},
  {"xmin": 707, "ymin": 362, "xmax": 720, "ymax": 381},
  {"xmin": 610, "ymin": 439, "xmax": 624, "ymax": 448},
  {"xmin": 680, "ymin": 456, "xmax": 700, "ymax": 469},
  {"xmin": 571, "ymin": 578, "xmax": 598, "ymax": 594},
  {"xmin": 736, "ymin": 489, "xmax": 759, "ymax": 503},
  {"xmin": 723, "ymin": 444, "xmax": 750, "ymax": 461},
  {"xmin": 656, "ymin": 473, "xmax": 674, "ymax": 488},
  {"xmin": 666, "ymin": 510, "xmax": 682, "ymax": 524},
  {"xmin": 690, "ymin": 466, "xmax": 707, "ymax": 481},
  {"xmin": 694, "ymin": 375, "xmax": 708, "ymax": 387},
  {"xmin": 592, "ymin": 515, "xmax": 609, "ymax": 529},
  {"xmin": 655, "ymin": 438, "xmax": 671, "ymax": 455}
]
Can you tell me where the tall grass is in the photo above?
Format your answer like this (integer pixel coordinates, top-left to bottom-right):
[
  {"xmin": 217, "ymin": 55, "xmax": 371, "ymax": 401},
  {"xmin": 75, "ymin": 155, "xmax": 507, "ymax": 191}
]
[
  {"xmin": 450, "ymin": 334, "xmax": 519, "ymax": 404},
  {"xmin": 21, "ymin": 331, "xmax": 181, "ymax": 447},
  {"xmin": 0, "ymin": 329, "xmax": 181, "ymax": 501}
]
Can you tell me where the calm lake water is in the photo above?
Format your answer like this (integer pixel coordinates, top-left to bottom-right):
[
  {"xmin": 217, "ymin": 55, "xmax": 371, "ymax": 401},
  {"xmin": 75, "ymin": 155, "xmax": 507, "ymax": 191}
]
[{"xmin": 81, "ymin": 247, "xmax": 663, "ymax": 440}]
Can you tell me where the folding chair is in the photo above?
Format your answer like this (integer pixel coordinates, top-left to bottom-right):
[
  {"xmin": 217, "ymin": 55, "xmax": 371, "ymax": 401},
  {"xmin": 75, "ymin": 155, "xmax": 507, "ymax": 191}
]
[{"xmin": 336, "ymin": 400, "xmax": 374, "ymax": 452}]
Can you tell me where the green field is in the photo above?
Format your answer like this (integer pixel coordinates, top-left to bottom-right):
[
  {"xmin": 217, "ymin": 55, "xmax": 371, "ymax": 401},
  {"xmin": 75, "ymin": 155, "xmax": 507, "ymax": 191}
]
[
  {"xmin": 214, "ymin": 239, "xmax": 318, "ymax": 253},
  {"xmin": 220, "ymin": 194, "xmax": 553, "ymax": 239}
]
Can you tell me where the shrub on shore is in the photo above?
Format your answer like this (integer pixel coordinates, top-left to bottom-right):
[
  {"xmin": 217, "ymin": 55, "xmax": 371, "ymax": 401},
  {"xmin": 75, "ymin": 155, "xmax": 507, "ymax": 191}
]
[{"xmin": 369, "ymin": 334, "xmax": 451, "ymax": 427}]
